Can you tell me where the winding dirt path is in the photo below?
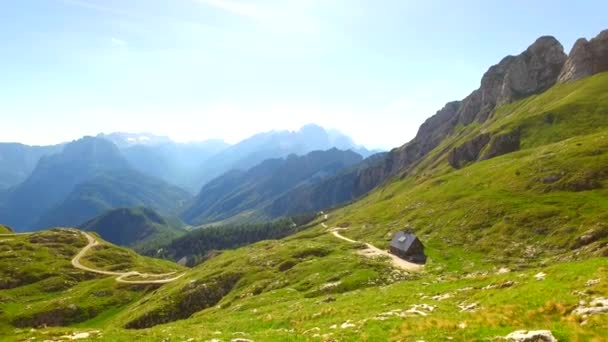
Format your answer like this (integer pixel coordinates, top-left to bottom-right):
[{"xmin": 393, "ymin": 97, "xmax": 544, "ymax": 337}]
[
  {"xmin": 71, "ymin": 231, "xmax": 184, "ymax": 284},
  {"xmin": 322, "ymin": 218, "xmax": 422, "ymax": 272}
]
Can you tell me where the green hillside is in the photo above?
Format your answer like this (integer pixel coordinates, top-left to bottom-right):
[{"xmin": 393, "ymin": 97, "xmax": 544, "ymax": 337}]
[
  {"xmin": 0, "ymin": 224, "xmax": 13, "ymax": 234},
  {"xmin": 0, "ymin": 229, "xmax": 183, "ymax": 338},
  {"xmin": 79, "ymin": 207, "xmax": 186, "ymax": 253},
  {"xmin": 33, "ymin": 169, "xmax": 191, "ymax": 231},
  {"xmin": 4, "ymin": 72, "xmax": 608, "ymax": 342},
  {"xmin": 181, "ymin": 148, "xmax": 363, "ymax": 225}
]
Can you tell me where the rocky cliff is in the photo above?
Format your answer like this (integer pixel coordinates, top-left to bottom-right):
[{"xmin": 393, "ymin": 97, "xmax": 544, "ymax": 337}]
[
  {"xmin": 277, "ymin": 29, "xmax": 608, "ymax": 216},
  {"xmin": 559, "ymin": 30, "xmax": 608, "ymax": 82}
]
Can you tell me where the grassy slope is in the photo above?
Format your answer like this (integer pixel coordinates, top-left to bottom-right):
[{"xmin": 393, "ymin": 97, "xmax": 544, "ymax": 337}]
[
  {"xmin": 0, "ymin": 229, "xmax": 183, "ymax": 338},
  {"xmin": 0, "ymin": 224, "xmax": 13, "ymax": 234},
  {"xmin": 78, "ymin": 207, "xmax": 186, "ymax": 254},
  {"xmin": 5, "ymin": 74, "xmax": 608, "ymax": 341}
]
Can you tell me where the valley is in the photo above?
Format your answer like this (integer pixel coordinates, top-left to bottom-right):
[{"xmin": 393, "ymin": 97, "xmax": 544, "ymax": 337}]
[{"xmin": 0, "ymin": 24, "xmax": 607, "ymax": 342}]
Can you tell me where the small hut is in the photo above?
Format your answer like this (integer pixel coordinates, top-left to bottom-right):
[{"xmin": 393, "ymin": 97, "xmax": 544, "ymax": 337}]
[{"xmin": 389, "ymin": 231, "xmax": 426, "ymax": 264}]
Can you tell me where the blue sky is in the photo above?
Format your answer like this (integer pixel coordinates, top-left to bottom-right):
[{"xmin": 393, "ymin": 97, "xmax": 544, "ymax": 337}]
[{"xmin": 1, "ymin": 0, "xmax": 607, "ymax": 148}]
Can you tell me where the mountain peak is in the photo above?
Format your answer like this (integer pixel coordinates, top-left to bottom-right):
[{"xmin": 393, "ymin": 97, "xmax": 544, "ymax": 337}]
[{"xmin": 558, "ymin": 29, "xmax": 608, "ymax": 82}]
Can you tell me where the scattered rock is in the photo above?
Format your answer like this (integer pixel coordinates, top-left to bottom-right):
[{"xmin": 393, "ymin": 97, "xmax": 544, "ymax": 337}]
[
  {"xmin": 340, "ymin": 321, "xmax": 356, "ymax": 329},
  {"xmin": 503, "ymin": 330, "xmax": 557, "ymax": 342},
  {"xmin": 458, "ymin": 302, "xmax": 478, "ymax": 312},
  {"xmin": 303, "ymin": 327, "xmax": 320, "ymax": 334},
  {"xmin": 431, "ymin": 293, "xmax": 452, "ymax": 301},
  {"xmin": 585, "ymin": 279, "xmax": 600, "ymax": 287},
  {"xmin": 573, "ymin": 227, "xmax": 608, "ymax": 248},
  {"xmin": 482, "ymin": 280, "xmax": 517, "ymax": 290},
  {"xmin": 573, "ymin": 297, "xmax": 608, "ymax": 316},
  {"xmin": 404, "ymin": 304, "xmax": 436, "ymax": 317},
  {"xmin": 322, "ymin": 297, "xmax": 336, "ymax": 303},
  {"xmin": 497, "ymin": 267, "xmax": 511, "ymax": 274},
  {"xmin": 320, "ymin": 281, "xmax": 341, "ymax": 291}
]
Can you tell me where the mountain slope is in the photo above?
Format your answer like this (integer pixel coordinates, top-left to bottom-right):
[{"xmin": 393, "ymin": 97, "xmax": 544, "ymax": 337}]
[
  {"xmin": 181, "ymin": 148, "xmax": 363, "ymax": 225},
  {"xmin": 33, "ymin": 171, "xmax": 190, "ymax": 230},
  {"xmin": 188, "ymin": 124, "xmax": 375, "ymax": 190},
  {"xmin": 0, "ymin": 137, "xmax": 130, "ymax": 230},
  {"xmin": 272, "ymin": 31, "xmax": 607, "ymax": 216},
  {"xmin": 0, "ymin": 143, "xmax": 63, "ymax": 190},
  {"xmin": 0, "ymin": 224, "xmax": 12, "ymax": 234},
  {"xmin": 79, "ymin": 207, "xmax": 186, "ymax": 252},
  {"xmin": 4, "ymin": 30, "xmax": 608, "ymax": 342},
  {"xmin": 0, "ymin": 228, "xmax": 183, "ymax": 337},
  {"xmin": 98, "ymin": 133, "xmax": 229, "ymax": 192},
  {"xmin": 0, "ymin": 137, "xmax": 191, "ymax": 231}
]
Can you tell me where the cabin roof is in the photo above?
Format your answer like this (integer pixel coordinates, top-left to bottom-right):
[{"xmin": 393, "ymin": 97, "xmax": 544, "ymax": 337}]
[{"xmin": 390, "ymin": 231, "xmax": 419, "ymax": 252}]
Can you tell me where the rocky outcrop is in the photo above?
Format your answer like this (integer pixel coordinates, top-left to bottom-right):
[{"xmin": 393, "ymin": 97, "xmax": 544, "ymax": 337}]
[
  {"xmin": 481, "ymin": 130, "xmax": 521, "ymax": 160},
  {"xmin": 125, "ymin": 272, "xmax": 242, "ymax": 329},
  {"xmin": 386, "ymin": 36, "xmax": 565, "ymax": 172},
  {"xmin": 265, "ymin": 31, "xmax": 607, "ymax": 217},
  {"xmin": 458, "ymin": 36, "xmax": 566, "ymax": 124},
  {"xmin": 447, "ymin": 134, "xmax": 491, "ymax": 169},
  {"xmin": 559, "ymin": 30, "xmax": 608, "ymax": 82}
]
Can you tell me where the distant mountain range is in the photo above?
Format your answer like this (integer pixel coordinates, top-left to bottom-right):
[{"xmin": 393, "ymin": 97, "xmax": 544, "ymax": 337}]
[
  {"xmin": 0, "ymin": 143, "xmax": 63, "ymax": 189},
  {"xmin": 181, "ymin": 148, "xmax": 364, "ymax": 225},
  {"xmin": 0, "ymin": 137, "xmax": 190, "ymax": 231},
  {"xmin": 0, "ymin": 124, "xmax": 378, "ymax": 231},
  {"xmin": 185, "ymin": 124, "xmax": 379, "ymax": 192}
]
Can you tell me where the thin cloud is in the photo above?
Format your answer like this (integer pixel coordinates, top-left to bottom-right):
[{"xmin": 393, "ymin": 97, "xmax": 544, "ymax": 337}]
[
  {"xmin": 110, "ymin": 37, "xmax": 128, "ymax": 47},
  {"xmin": 194, "ymin": 0, "xmax": 322, "ymax": 33},
  {"xmin": 195, "ymin": 0, "xmax": 266, "ymax": 20},
  {"xmin": 55, "ymin": 0, "xmax": 123, "ymax": 15}
]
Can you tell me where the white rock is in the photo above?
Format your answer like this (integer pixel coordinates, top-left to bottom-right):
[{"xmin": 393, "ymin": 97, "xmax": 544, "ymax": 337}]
[
  {"xmin": 458, "ymin": 302, "xmax": 478, "ymax": 312},
  {"xmin": 341, "ymin": 321, "xmax": 356, "ymax": 329},
  {"xmin": 585, "ymin": 279, "xmax": 600, "ymax": 287},
  {"xmin": 504, "ymin": 330, "xmax": 557, "ymax": 342},
  {"xmin": 303, "ymin": 327, "xmax": 320, "ymax": 334},
  {"xmin": 497, "ymin": 267, "xmax": 511, "ymax": 274},
  {"xmin": 573, "ymin": 297, "xmax": 608, "ymax": 316},
  {"xmin": 534, "ymin": 272, "xmax": 546, "ymax": 281},
  {"xmin": 431, "ymin": 293, "xmax": 452, "ymax": 301}
]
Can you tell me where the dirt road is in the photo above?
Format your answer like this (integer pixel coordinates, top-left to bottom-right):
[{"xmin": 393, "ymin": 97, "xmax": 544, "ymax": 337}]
[
  {"xmin": 325, "ymin": 221, "xmax": 422, "ymax": 272},
  {"xmin": 71, "ymin": 231, "xmax": 184, "ymax": 284}
]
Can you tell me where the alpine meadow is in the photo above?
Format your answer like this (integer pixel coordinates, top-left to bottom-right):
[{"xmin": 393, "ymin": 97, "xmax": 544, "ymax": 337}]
[{"xmin": 1, "ymin": 2, "xmax": 608, "ymax": 342}]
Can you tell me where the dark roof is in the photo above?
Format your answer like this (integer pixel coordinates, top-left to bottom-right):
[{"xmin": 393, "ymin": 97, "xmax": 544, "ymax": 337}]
[{"xmin": 390, "ymin": 231, "xmax": 418, "ymax": 251}]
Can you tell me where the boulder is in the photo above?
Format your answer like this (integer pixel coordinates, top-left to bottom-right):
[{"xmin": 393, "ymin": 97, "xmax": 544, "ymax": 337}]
[{"xmin": 504, "ymin": 330, "xmax": 557, "ymax": 342}]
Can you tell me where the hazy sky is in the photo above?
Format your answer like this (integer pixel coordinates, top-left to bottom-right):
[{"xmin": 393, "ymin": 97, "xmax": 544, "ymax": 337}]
[{"xmin": 1, "ymin": 0, "xmax": 607, "ymax": 149}]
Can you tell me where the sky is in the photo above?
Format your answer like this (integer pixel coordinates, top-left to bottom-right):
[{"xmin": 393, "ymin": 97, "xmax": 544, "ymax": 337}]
[{"xmin": 1, "ymin": 0, "xmax": 607, "ymax": 149}]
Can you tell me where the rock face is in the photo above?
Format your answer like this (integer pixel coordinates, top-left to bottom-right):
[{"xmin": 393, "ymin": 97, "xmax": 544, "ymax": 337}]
[
  {"xmin": 257, "ymin": 30, "xmax": 608, "ymax": 217},
  {"xmin": 447, "ymin": 134, "xmax": 491, "ymax": 169},
  {"xmin": 559, "ymin": 30, "xmax": 608, "ymax": 82},
  {"xmin": 360, "ymin": 36, "xmax": 565, "ymax": 177}
]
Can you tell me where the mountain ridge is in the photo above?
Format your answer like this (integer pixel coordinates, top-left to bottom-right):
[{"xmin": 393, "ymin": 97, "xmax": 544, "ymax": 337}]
[{"xmin": 182, "ymin": 148, "xmax": 363, "ymax": 225}]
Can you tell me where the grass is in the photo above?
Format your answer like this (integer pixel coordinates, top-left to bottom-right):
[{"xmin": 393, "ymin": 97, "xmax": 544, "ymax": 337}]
[{"xmin": 2, "ymin": 74, "xmax": 608, "ymax": 341}]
